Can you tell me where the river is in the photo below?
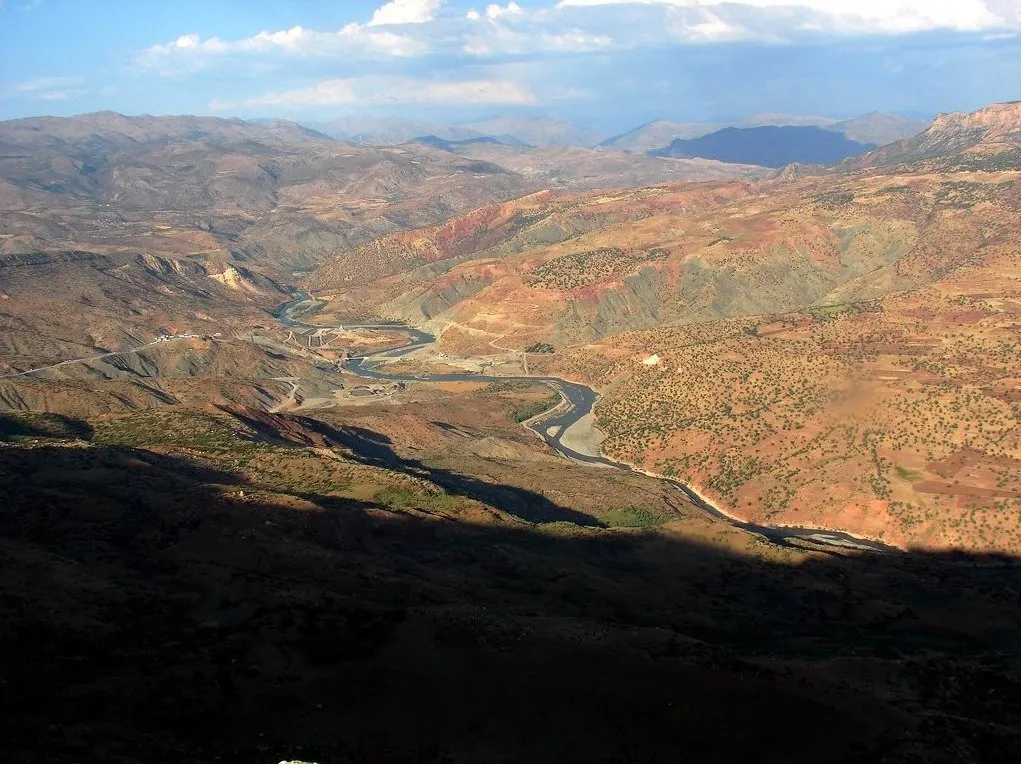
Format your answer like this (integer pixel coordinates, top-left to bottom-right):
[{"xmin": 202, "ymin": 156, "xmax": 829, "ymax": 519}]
[{"xmin": 276, "ymin": 292, "xmax": 898, "ymax": 553}]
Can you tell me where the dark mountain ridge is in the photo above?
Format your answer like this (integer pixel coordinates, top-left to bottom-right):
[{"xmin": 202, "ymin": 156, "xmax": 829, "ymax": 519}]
[
  {"xmin": 599, "ymin": 112, "xmax": 927, "ymax": 154},
  {"xmin": 651, "ymin": 125, "xmax": 874, "ymax": 167}
]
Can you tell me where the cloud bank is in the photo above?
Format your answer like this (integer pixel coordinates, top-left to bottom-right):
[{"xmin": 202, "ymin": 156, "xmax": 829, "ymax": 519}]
[{"xmin": 210, "ymin": 75, "xmax": 538, "ymax": 110}]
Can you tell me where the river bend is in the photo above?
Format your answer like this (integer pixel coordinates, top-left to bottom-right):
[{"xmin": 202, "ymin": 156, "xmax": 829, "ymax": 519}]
[{"xmin": 275, "ymin": 294, "xmax": 897, "ymax": 553}]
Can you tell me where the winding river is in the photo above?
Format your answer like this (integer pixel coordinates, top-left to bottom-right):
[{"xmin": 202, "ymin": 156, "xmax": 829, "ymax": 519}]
[{"xmin": 275, "ymin": 293, "xmax": 897, "ymax": 553}]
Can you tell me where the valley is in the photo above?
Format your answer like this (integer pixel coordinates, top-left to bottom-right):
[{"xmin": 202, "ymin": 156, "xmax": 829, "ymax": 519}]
[
  {"xmin": 279, "ymin": 291, "xmax": 896, "ymax": 552},
  {"xmin": 5, "ymin": 105, "xmax": 1021, "ymax": 555},
  {"xmin": 9, "ymin": 0, "xmax": 1021, "ymax": 752},
  {"xmin": 294, "ymin": 103, "xmax": 1021, "ymax": 555},
  {"xmin": 3, "ymin": 101, "xmax": 1021, "ymax": 762}
]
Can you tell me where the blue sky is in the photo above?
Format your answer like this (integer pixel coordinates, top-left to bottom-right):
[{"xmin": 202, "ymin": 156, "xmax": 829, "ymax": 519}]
[{"xmin": 2, "ymin": 0, "xmax": 1020, "ymax": 130}]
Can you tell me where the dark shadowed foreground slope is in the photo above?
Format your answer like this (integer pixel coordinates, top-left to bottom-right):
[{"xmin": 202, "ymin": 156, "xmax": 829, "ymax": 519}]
[{"xmin": 1, "ymin": 407, "xmax": 1019, "ymax": 764}]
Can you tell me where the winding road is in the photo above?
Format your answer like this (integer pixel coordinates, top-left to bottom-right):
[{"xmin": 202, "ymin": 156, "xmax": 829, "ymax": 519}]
[
  {"xmin": 277, "ymin": 292, "xmax": 898, "ymax": 553},
  {"xmin": 0, "ymin": 336, "xmax": 192, "ymax": 380}
]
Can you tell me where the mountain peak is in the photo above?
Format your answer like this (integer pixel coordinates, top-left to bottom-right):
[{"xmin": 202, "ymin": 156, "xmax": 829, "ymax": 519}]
[
  {"xmin": 844, "ymin": 101, "xmax": 1021, "ymax": 170},
  {"xmin": 929, "ymin": 101, "xmax": 1021, "ymax": 136}
]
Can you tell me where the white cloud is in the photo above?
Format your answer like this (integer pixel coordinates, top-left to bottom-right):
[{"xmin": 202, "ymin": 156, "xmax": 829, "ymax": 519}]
[
  {"xmin": 215, "ymin": 75, "xmax": 539, "ymax": 109},
  {"xmin": 667, "ymin": 9, "xmax": 756, "ymax": 42},
  {"xmin": 485, "ymin": 2, "xmax": 525, "ymax": 20},
  {"xmin": 466, "ymin": 3, "xmax": 526, "ymax": 22},
  {"xmin": 6, "ymin": 75, "xmax": 88, "ymax": 100},
  {"xmin": 462, "ymin": 1, "xmax": 613, "ymax": 54},
  {"xmin": 368, "ymin": 0, "xmax": 443, "ymax": 26},
  {"xmin": 139, "ymin": 23, "xmax": 427, "ymax": 72},
  {"xmin": 135, "ymin": 0, "xmax": 1020, "ymax": 92},
  {"xmin": 462, "ymin": 25, "xmax": 613, "ymax": 55},
  {"xmin": 542, "ymin": 29, "xmax": 614, "ymax": 50},
  {"xmin": 555, "ymin": 0, "xmax": 1015, "ymax": 35}
]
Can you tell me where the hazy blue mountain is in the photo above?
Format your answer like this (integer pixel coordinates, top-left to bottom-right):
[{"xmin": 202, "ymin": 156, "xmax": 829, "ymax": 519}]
[
  {"xmin": 410, "ymin": 135, "xmax": 530, "ymax": 152},
  {"xmin": 651, "ymin": 126, "xmax": 874, "ymax": 167},
  {"xmin": 460, "ymin": 116, "xmax": 605, "ymax": 147},
  {"xmin": 825, "ymin": 112, "xmax": 930, "ymax": 146},
  {"xmin": 303, "ymin": 117, "xmax": 482, "ymax": 145},
  {"xmin": 597, "ymin": 120, "xmax": 726, "ymax": 152}
]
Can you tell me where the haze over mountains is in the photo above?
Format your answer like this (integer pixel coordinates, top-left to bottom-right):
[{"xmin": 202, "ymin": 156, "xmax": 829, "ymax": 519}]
[
  {"xmin": 300, "ymin": 110, "xmax": 930, "ymax": 152},
  {"xmin": 297, "ymin": 110, "xmax": 932, "ymax": 172},
  {"xmin": 599, "ymin": 112, "xmax": 929, "ymax": 153},
  {"xmin": 303, "ymin": 116, "xmax": 485, "ymax": 146}
]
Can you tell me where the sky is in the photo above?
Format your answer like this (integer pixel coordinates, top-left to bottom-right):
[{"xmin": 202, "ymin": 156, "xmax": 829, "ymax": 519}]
[{"xmin": 1, "ymin": 0, "xmax": 1020, "ymax": 132}]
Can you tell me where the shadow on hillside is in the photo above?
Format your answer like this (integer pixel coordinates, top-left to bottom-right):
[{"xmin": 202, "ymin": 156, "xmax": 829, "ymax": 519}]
[
  {"xmin": 229, "ymin": 408, "xmax": 602, "ymax": 527},
  {"xmin": 0, "ymin": 412, "xmax": 93, "ymax": 441},
  {"xmin": 1, "ymin": 441, "xmax": 1020, "ymax": 763},
  {"xmin": 318, "ymin": 422, "xmax": 602, "ymax": 526}
]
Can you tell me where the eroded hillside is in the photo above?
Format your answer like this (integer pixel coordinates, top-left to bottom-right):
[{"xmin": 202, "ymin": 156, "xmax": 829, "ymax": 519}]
[
  {"xmin": 306, "ymin": 102, "xmax": 1021, "ymax": 553},
  {"xmin": 0, "ymin": 112, "xmax": 539, "ymax": 276},
  {"xmin": 309, "ymin": 169, "xmax": 1020, "ymax": 352}
]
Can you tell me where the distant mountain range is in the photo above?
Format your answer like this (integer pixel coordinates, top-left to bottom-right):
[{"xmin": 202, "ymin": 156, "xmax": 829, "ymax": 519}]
[
  {"xmin": 303, "ymin": 116, "xmax": 483, "ymax": 145},
  {"xmin": 301, "ymin": 111, "xmax": 929, "ymax": 152},
  {"xmin": 459, "ymin": 116, "xmax": 606, "ymax": 148},
  {"xmin": 404, "ymin": 140, "xmax": 763, "ymax": 190},
  {"xmin": 600, "ymin": 112, "xmax": 928, "ymax": 154},
  {"xmin": 597, "ymin": 120, "xmax": 728, "ymax": 153},
  {"xmin": 410, "ymin": 135, "xmax": 530, "ymax": 152},
  {"xmin": 650, "ymin": 126, "xmax": 875, "ymax": 167},
  {"xmin": 827, "ymin": 112, "xmax": 929, "ymax": 146},
  {"xmin": 0, "ymin": 111, "xmax": 537, "ymax": 274}
]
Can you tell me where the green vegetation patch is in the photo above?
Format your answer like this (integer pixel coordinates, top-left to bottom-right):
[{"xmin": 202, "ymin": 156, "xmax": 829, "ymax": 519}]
[
  {"xmin": 807, "ymin": 300, "xmax": 882, "ymax": 322},
  {"xmin": 814, "ymin": 190, "xmax": 855, "ymax": 208},
  {"xmin": 528, "ymin": 247, "xmax": 634, "ymax": 291},
  {"xmin": 480, "ymin": 380, "xmax": 535, "ymax": 394},
  {"xmin": 94, "ymin": 410, "xmax": 266, "ymax": 455},
  {"xmin": 933, "ymin": 180, "xmax": 1016, "ymax": 209},
  {"xmin": 525, "ymin": 342, "xmax": 555, "ymax": 354},
  {"xmin": 535, "ymin": 520, "xmax": 589, "ymax": 536},
  {"xmin": 511, "ymin": 392, "xmax": 563, "ymax": 423},
  {"xmin": 895, "ymin": 465, "xmax": 925, "ymax": 483},
  {"xmin": 507, "ymin": 209, "xmax": 553, "ymax": 233},
  {"xmin": 374, "ymin": 486, "xmax": 470, "ymax": 514},
  {"xmin": 600, "ymin": 505, "xmax": 669, "ymax": 529},
  {"xmin": 934, "ymin": 150, "xmax": 1021, "ymax": 173},
  {"xmin": 476, "ymin": 381, "xmax": 562, "ymax": 422}
]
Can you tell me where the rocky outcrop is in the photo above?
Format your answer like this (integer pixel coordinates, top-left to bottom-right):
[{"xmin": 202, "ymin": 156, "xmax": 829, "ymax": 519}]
[
  {"xmin": 209, "ymin": 264, "xmax": 265, "ymax": 294},
  {"xmin": 928, "ymin": 101, "xmax": 1021, "ymax": 136},
  {"xmin": 846, "ymin": 101, "xmax": 1021, "ymax": 170}
]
